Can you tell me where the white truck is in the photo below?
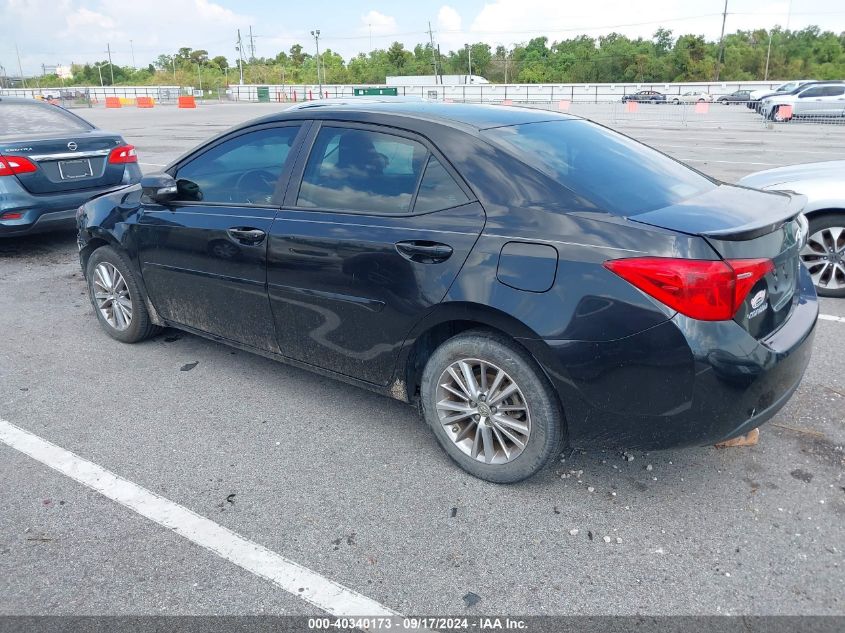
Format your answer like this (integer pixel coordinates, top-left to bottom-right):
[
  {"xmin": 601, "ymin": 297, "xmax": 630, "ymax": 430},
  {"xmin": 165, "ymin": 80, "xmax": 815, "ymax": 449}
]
[{"xmin": 386, "ymin": 75, "xmax": 489, "ymax": 86}]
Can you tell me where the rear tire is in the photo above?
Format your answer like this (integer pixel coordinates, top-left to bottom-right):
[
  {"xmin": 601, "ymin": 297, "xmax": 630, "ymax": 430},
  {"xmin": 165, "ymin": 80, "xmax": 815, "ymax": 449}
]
[
  {"xmin": 420, "ymin": 330, "xmax": 564, "ymax": 483},
  {"xmin": 86, "ymin": 246, "xmax": 160, "ymax": 343},
  {"xmin": 801, "ymin": 214, "xmax": 845, "ymax": 298}
]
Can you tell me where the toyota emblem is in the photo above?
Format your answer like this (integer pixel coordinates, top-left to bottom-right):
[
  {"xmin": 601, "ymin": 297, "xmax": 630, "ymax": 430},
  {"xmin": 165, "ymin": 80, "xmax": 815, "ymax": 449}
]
[{"xmin": 67, "ymin": 141, "xmax": 78, "ymax": 151}]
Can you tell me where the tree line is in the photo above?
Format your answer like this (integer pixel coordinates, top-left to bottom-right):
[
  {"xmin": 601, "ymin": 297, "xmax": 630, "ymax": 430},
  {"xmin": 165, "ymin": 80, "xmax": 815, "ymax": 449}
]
[{"xmin": 20, "ymin": 25, "xmax": 845, "ymax": 89}]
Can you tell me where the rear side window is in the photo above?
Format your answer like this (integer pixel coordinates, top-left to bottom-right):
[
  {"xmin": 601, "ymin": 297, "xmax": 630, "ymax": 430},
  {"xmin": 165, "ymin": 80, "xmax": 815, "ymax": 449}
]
[
  {"xmin": 483, "ymin": 119, "xmax": 715, "ymax": 215},
  {"xmin": 297, "ymin": 127, "xmax": 428, "ymax": 214},
  {"xmin": 0, "ymin": 102, "xmax": 92, "ymax": 137},
  {"xmin": 823, "ymin": 86, "xmax": 845, "ymax": 97},
  {"xmin": 414, "ymin": 156, "xmax": 469, "ymax": 213}
]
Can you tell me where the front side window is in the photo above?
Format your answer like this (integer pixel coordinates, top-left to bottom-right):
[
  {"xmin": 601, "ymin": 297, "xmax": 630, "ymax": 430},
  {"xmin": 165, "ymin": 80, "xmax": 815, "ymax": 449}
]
[
  {"xmin": 484, "ymin": 119, "xmax": 715, "ymax": 216},
  {"xmin": 297, "ymin": 127, "xmax": 428, "ymax": 214},
  {"xmin": 798, "ymin": 87, "xmax": 823, "ymax": 98},
  {"xmin": 175, "ymin": 126, "xmax": 300, "ymax": 205}
]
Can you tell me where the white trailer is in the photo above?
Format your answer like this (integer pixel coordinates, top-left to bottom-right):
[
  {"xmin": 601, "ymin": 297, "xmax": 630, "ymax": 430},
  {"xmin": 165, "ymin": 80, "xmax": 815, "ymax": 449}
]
[{"xmin": 386, "ymin": 75, "xmax": 489, "ymax": 86}]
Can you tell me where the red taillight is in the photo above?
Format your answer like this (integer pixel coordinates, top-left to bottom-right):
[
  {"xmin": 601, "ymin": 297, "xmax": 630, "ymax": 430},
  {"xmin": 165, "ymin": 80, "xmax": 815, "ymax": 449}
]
[
  {"xmin": 108, "ymin": 144, "xmax": 137, "ymax": 164},
  {"xmin": 604, "ymin": 257, "xmax": 774, "ymax": 321},
  {"xmin": 0, "ymin": 155, "xmax": 38, "ymax": 176},
  {"xmin": 1, "ymin": 211, "xmax": 24, "ymax": 220}
]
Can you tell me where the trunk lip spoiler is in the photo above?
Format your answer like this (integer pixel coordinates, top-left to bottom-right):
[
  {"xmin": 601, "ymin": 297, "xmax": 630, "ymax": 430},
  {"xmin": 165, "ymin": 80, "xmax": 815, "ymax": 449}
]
[
  {"xmin": 630, "ymin": 192, "xmax": 807, "ymax": 242},
  {"xmin": 27, "ymin": 148, "xmax": 111, "ymax": 161}
]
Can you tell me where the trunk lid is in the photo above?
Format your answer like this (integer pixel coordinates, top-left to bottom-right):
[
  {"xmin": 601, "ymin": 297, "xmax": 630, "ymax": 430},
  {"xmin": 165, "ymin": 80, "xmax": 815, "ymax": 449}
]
[
  {"xmin": 0, "ymin": 130, "xmax": 126, "ymax": 194},
  {"xmin": 631, "ymin": 184, "xmax": 807, "ymax": 339}
]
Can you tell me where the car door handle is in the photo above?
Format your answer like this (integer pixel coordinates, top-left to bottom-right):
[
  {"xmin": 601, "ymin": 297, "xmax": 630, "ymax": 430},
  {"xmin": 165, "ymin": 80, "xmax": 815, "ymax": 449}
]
[
  {"xmin": 395, "ymin": 240, "xmax": 453, "ymax": 264},
  {"xmin": 227, "ymin": 227, "xmax": 266, "ymax": 245}
]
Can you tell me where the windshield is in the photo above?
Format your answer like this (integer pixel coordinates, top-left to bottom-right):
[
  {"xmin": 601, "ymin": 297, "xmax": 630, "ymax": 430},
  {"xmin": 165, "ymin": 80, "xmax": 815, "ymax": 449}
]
[
  {"xmin": 0, "ymin": 102, "xmax": 93, "ymax": 138},
  {"xmin": 778, "ymin": 82, "xmax": 799, "ymax": 92},
  {"xmin": 483, "ymin": 119, "xmax": 715, "ymax": 215}
]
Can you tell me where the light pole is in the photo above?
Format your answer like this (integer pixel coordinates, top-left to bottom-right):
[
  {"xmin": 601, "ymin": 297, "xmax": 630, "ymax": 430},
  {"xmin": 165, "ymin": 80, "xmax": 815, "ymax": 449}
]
[
  {"xmin": 467, "ymin": 44, "xmax": 472, "ymax": 80},
  {"xmin": 95, "ymin": 62, "xmax": 104, "ymax": 87},
  {"xmin": 311, "ymin": 29, "xmax": 322, "ymax": 98},
  {"xmin": 764, "ymin": 30, "xmax": 773, "ymax": 80}
]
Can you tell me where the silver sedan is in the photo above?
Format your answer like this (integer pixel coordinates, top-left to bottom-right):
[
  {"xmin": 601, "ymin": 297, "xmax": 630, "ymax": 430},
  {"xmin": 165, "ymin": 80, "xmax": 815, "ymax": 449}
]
[{"xmin": 738, "ymin": 161, "xmax": 845, "ymax": 297}]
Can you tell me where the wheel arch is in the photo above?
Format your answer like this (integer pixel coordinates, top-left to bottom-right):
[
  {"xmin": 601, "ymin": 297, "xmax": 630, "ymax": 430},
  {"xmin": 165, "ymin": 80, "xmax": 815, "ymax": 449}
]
[
  {"xmin": 80, "ymin": 231, "xmax": 166, "ymax": 327},
  {"xmin": 395, "ymin": 302, "xmax": 547, "ymax": 403},
  {"xmin": 79, "ymin": 229, "xmax": 121, "ymax": 272},
  {"xmin": 802, "ymin": 207, "xmax": 844, "ymax": 221}
]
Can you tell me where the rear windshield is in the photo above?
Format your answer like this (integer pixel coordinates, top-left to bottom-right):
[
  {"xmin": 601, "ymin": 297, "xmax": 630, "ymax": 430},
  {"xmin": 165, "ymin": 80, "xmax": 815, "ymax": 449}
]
[
  {"xmin": 0, "ymin": 102, "xmax": 93, "ymax": 138},
  {"xmin": 483, "ymin": 119, "xmax": 715, "ymax": 215}
]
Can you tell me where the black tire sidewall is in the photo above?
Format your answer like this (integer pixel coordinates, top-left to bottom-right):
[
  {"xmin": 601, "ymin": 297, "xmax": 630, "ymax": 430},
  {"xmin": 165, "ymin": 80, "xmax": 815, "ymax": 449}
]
[
  {"xmin": 420, "ymin": 331, "xmax": 563, "ymax": 483},
  {"xmin": 85, "ymin": 246, "xmax": 151, "ymax": 343},
  {"xmin": 806, "ymin": 214, "xmax": 845, "ymax": 298}
]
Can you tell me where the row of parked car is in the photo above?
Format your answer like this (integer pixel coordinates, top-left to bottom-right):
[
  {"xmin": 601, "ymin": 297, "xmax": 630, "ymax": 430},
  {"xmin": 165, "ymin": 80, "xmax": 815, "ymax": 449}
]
[
  {"xmin": 622, "ymin": 81, "xmax": 845, "ymax": 119},
  {"xmin": 621, "ymin": 90, "xmax": 751, "ymax": 104},
  {"xmin": 744, "ymin": 80, "xmax": 845, "ymax": 121}
]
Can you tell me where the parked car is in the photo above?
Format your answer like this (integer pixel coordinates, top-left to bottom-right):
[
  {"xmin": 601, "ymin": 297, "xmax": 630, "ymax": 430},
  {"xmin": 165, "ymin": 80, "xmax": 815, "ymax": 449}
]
[
  {"xmin": 747, "ymin": 80, "xmax": 814, "ymax": 109},
  {"xmin": 759, "ymin": 83, "xmax": 845, "ymax": 121},
  {"xmin": 77, "ymin": 103, "xmax": 817, "ymax": 482},
  {"xmin": 622, "ymin": 90, "xmax": 666, "ymax": 103},
  {"xmin": 669, "ymin": 91, "xmax": 714, "ymax": 105},
  {"xmin": 739, "ymin": 161, "xmax": 845, "ymax": 297},
  {"xmin": 0, "ymin": 96, "xmax": 140, "ymax": 237},
  {"xmin": 717, "ymin": 90, "xmax": 752, "ymax": 104}
]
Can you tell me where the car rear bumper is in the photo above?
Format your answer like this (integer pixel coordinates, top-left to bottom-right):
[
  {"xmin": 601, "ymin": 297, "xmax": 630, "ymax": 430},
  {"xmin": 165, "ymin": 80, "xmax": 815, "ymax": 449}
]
[
  {"xmin": 521, "ymin": 265, "xmax": 818, "ymax": 450},
  {"xmin": 0, "ymin": 176, "xmax": 138, "ymax": 237}
]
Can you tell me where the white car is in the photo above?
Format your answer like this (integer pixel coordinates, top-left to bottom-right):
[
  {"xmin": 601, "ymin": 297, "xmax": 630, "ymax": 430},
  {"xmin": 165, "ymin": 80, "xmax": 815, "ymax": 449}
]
[
  {"xmin": 759, "ymin": 83, "xmax": 845, "ymax": 121},
  {"xmin": 747, "ymin": 80, "xmax": 814, "ymax": 107},
  {"xmin": 739, "ymin": 161, "xmax": 845, "ymax": 297},
  {"xmin": 669, "ymin": 91, "xmax": 714, "ymax": 105}
]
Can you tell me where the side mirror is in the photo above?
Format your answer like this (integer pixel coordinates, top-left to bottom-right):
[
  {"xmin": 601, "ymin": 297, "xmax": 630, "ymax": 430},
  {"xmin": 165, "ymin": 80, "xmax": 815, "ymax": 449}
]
[{"xmin": 140, "ymin": 173, "xmax": 178, "ymax": 204}]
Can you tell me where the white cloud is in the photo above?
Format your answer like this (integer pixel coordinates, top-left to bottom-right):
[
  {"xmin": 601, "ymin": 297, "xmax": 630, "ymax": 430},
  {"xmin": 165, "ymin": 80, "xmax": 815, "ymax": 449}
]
[
  {"xmin": 0, "ymin": 0, "xmax": 253, "ymax": 74},
  {"xmin": 438, "ymin": 5, "xmax": 463, "ymax": 32},
  {"xmin": 65, "ymin": 7, "xmax": 115, "ymax": 31},
  {"xmin": 361, "ymin": 10, "xmax": 397, "ymax": 35},
  {"xmin": 437, "ymin": 5, "xmax": 465, "ymax": 51}
]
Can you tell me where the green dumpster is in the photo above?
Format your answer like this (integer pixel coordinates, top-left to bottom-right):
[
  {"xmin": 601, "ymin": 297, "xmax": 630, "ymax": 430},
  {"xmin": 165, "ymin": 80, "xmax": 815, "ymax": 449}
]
[
  {"xmin": 256, "ymin": 86, "xmax": 271, "ymax": 102},
  {"xmin": 353, "ymin": 87, "xmax": 398, "ymax": 96}
]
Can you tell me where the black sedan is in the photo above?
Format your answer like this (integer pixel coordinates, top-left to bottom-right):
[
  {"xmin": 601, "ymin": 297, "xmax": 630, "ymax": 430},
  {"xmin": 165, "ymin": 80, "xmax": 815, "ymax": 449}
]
[
  {"xmin": 621, "ymin": 90, "xmax": 666, "ymax": 103},
  {"xmin": 717, "ymin": 89, "xmax": 752, "ymax": 104},
  {"xmin": 77, "ymin": 103, "xmax": 817, "ymax": 482},
  {"xmin": 0, "ymin": 96, "xmax": 140, "ymax": 237}
]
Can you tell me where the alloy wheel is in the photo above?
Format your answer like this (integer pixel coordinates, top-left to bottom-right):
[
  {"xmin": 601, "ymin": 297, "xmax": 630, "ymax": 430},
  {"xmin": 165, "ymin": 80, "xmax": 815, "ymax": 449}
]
[
  {"xmin": 435, "ymin": 358, "xmax": 531, "ymax": 465},
  {"xmin": 800, "ymin": 225, "xmax": 845, "ymax": 290},
  {"xmin": 92, "ymin": 262, "xmax": 133, "ymax": 330}
]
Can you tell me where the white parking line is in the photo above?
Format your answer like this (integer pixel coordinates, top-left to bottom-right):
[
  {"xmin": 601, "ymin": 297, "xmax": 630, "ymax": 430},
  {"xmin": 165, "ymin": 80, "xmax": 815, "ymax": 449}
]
[
  {"xmin": 819, "ymin": 314, "xmax": 845, "ymax": 323},
  {"xmin": 656, "ymin": 143, "xmax": 842, "ymax": 156},
  {"xmin": 674, "ymin": 157, "xmax": 779, "ymax": 166},
  {"xmin": 0, "ymin": 418, "xmax": 399, "ymax": 618}
]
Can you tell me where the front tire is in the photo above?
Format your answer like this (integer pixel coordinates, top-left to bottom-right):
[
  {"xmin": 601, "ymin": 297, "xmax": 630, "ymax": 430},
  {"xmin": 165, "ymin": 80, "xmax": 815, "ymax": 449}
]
[
  {"xmin": 801, "ymin": 214, "xmax": 845, "ymax": 298},
  {"xmin": 86, "ymin": 246, "xmax": 160, "ymax": 343},
  {"xmin": 420, "ymin": 330, "xmax": 564, "ymax": 483}
]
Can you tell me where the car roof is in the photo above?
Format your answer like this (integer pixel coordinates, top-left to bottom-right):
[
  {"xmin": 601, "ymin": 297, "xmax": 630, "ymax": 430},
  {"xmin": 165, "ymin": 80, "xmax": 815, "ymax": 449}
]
[
  {"xmin": 0, "ymin": 96, "xmax": 50, "ymax": 104},
  {"xmin": 260, "ymin": 101, "xmax": 578, "ymax": 132}
]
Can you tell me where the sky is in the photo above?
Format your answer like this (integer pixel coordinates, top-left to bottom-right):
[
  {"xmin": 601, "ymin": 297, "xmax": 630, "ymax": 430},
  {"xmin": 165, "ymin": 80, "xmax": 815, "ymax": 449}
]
[{"xmin": 1, "ymin": 0, "xmax": 844, "ymax": 76}]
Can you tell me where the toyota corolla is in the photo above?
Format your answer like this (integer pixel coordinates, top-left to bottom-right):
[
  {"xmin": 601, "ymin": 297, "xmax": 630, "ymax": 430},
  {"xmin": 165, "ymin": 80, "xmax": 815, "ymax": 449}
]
[{"xmin": 76, "ymin": 103, "xmax": 817, "ymax": 482}]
